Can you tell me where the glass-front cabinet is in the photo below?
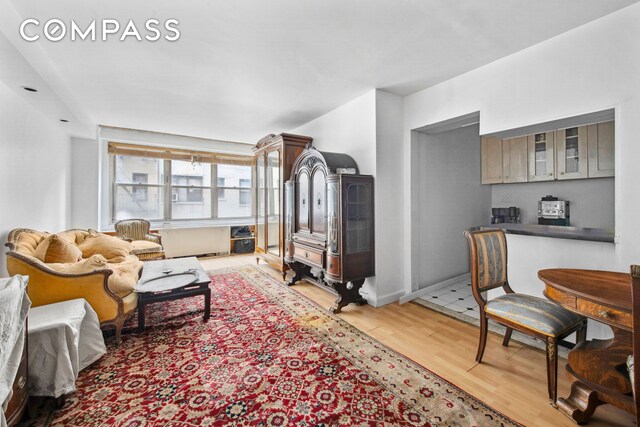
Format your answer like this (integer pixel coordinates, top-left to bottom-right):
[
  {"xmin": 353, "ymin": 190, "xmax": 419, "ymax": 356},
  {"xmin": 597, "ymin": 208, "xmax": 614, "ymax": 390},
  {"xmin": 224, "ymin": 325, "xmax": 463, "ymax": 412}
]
[
  {"xmin": 266, "ymin": 150, "xmax": 280, "ymax": 256},
  {"xmin": 556, "ymin": 126, "xmax": 588, "ymax": 180},
  {"xmin": 326, "ymin": 181, "xmax": 339, "ymax": 255},
  {"xmin": 344, "ymin": 181, "xmax": 372, "ymax": 256},
  {"xmin": 285, "ymin": 145, "xmax": 375, "ymax": 313},
  {"xmin": 253, "ymin": 133, "xmax": 312, "ymax": 279},
  {"xmin": 527, "ymin": 131, "xmax": 555, "ymax": 182},
  {"xmin": 256, "ymin": 156, "xmax": 265, "ymax": 250}
]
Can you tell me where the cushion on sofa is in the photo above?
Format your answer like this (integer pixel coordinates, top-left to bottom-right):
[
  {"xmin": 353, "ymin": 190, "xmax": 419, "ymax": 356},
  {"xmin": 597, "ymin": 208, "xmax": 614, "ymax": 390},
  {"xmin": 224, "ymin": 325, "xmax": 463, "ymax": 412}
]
[
  {"xmin": 79, "ymin": 231, "xmax": 132, "ymax": 263},
  {"xmin": 57, "ymin": 229, "xmax": 91, "ymax": 246},
  {"xmin": 48, "ymin": 254, "xmax": 109, "ymax": 274},
  {"xmin": 106, "ymin": 255, "xmax": 143, "ymax": 296},
  {"xmin": 14, "ymin": 231, "xmax": 49, "ymax": 257},
  {"xmin": 34, "ymin": 234, "xmax": 83, "ymax": 264}
]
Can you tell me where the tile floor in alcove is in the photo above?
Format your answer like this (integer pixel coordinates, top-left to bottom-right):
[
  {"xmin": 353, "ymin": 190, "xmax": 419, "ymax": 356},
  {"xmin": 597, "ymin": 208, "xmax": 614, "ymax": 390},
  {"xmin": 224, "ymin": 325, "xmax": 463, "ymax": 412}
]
[
  {"xmin": 420, "ymin": 281, "xmax": 480, "ymax": 319},
  {"xmin": 414, "ymin": 280, "xmax": 572, "ymax": 358}
]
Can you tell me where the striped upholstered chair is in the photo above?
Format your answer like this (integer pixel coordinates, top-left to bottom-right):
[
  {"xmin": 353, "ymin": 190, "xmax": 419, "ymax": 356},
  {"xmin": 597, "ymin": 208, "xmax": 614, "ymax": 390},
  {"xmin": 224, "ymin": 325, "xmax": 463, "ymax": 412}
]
[
  {"xmin": 464, "ymin": 229, "xmax": 587, "ymax": 405},
  {"xmin": 114, "ymin": 219, "xmax": 165, "ymax": 261}
]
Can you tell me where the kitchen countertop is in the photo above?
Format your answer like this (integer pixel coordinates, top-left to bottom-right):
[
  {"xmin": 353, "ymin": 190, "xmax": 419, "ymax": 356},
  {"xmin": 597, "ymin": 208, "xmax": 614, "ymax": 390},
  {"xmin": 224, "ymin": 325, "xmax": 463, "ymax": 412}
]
[{"xmin": 477, "ymin": 223, "xmax": 615, "ymax": 243}]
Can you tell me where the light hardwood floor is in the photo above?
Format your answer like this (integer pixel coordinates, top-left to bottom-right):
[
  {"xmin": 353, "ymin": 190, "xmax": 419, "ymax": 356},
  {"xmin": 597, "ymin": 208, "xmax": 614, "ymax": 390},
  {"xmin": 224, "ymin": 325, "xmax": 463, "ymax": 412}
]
[{"xmin": 199, "ymin": 254, "xmax": 634, "ymax": 427}]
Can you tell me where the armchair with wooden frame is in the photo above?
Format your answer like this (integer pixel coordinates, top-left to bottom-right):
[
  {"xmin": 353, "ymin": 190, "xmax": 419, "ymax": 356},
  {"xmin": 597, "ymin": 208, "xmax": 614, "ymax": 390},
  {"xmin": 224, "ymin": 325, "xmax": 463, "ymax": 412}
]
[
  {"xmin": 464, "ymin": 228, "xmax": 588, "ymax": 405},
  {"xmin": 114, "ymin": 219, "xmax": 165, "ymax": 261}
]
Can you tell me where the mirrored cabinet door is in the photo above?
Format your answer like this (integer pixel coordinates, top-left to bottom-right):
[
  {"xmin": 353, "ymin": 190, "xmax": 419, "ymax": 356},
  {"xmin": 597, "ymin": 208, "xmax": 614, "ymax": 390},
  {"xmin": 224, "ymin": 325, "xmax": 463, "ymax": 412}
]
[
  {"xmin": 326, "ymin": 181, "xmax": 339, "ymax": 255},
  {"xmin": 557, "ymin": 126, "xmax": 588, "ymax": 180},
  {"xmin": 297, "ymin": 171, "xmax": 310, "ymax": 231},
  {"xmin": 256, "ymin": 155, "xmax": 266, "ymax": 251},
  {"xmin": 311, "ymin": 169, "xmax": 326, "ymax": 236},
  {"xmin": 267, "ymin": 150, "xmax": 280, "ymax": 256}
]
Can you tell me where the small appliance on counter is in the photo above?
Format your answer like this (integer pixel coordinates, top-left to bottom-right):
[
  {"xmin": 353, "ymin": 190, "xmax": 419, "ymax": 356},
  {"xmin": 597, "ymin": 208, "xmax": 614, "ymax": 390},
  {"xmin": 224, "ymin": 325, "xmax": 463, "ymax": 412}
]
[
  {"xmin": 538, "ymin": 195, "xmax": 570, "ymax": 226},
  {"xmin": 491, "ymin": 207, "xmax": 520, "ymax": 224}
]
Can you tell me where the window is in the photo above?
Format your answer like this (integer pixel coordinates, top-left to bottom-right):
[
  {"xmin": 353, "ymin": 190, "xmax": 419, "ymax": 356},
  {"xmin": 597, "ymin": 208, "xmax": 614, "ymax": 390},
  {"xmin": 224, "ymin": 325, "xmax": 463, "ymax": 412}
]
[
  {"xmin": 217, "ymin": 178, "xmax": 225, "ymax": 199},
  {"xmin": 113, "ymin": 156, "xmax": 164, "ymax": 219},
  {"xmin": 239, "ymin": 179, "xmax": 251, "ymax": 205},
  {"xmin": 217, "ymin": 165, "xmax": 253, "ymax": 218},
  {"xmin": 109, "ymin": 143, "xmax": 254, "ymax": 222},
  {"xmin": 172, "ymin": 176, "xmax": 204, "ymax": 202},
  {"xmin": 132, "ymin": 173, "xmax": 148, "ymax": 201},
  {"xmin": 171, "ymin": 160, "xmax": 211, "ymax": 219}
]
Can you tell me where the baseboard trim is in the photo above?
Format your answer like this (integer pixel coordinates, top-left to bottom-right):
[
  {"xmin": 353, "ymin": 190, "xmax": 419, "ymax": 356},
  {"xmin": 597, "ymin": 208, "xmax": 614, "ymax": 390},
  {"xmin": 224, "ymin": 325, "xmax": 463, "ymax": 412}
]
[
  {"xmin": 398, "ymin": 273, "xmax": 470, "ymax": 305},
  {"xmin": 371, "ymin": 290, "xmax": 405, "ymax": 307}
]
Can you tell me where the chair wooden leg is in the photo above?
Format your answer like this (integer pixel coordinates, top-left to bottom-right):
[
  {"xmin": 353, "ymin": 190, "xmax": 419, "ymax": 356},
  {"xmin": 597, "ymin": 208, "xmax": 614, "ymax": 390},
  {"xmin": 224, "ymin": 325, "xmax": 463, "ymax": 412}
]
[
  {"xmin": 476, "ymin": 314, "xmax": 488, "ymax": 363},
  {"xmin": 546, "ymin": 337, "xmax": 559, "ymax": 406},
  {"xmin": 502, "ymin": 327, "xmax": 513, "ymax": 347},
  {"xmin": 576, "ymin": 321, "xmax": 588, "ymax": 343},
  {"xmin": 114, "ymin": 319, "xmax": 125, "ymax": 346}
]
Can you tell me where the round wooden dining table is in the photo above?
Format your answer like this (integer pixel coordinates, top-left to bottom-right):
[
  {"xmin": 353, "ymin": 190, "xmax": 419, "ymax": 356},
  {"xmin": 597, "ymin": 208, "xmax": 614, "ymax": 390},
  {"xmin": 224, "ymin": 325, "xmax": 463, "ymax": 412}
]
[{"xmin": 538, "ymin": 268, "xmax": 632, "ymax": 424}]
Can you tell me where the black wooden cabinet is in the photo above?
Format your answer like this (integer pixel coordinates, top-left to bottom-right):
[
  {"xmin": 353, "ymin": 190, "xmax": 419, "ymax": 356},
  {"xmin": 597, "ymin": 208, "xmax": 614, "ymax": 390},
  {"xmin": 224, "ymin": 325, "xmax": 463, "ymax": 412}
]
[{"xmin": 285, "ymin": 146, "xmax": 374, "ymax": 313}]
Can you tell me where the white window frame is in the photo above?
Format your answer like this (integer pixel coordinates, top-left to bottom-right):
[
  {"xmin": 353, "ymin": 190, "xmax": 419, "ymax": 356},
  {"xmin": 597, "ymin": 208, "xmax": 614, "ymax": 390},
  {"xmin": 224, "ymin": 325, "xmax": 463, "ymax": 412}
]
[{"xmin": 110, "ymin": 155, "xmax": 254, "ymax": 223}]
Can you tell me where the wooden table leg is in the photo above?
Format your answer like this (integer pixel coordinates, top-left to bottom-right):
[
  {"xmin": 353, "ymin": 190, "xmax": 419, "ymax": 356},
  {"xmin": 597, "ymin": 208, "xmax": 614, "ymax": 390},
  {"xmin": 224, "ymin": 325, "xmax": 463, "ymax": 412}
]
[
  {"xmin": 557, "ymin": 328, "xmax": 633, "ymax": 423},
  {"xmin": 137, "ymin": 301, "xmax": 146, "ymax": 333},
  {"xmin": 204, "ymin": 288, "xmax": 211, "ymax": 321},
  {"xmin": 557, "ymin": 380, "xmax": 602, "ymax": 424}
]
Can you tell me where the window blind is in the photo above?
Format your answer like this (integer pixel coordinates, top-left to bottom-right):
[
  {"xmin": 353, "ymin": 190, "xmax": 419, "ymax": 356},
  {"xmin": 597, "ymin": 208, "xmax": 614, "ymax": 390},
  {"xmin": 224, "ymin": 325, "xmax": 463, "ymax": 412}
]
[{"xmin": 108, "ymin": 142, "xmax": 255, "ymax": 167}]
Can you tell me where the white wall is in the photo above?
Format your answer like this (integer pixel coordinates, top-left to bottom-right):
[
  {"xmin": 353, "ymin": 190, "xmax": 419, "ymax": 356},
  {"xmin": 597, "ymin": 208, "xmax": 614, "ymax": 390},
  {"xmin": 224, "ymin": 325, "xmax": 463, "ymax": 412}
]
[
  {"xmin": 403, "ymin": 3, "xmax": 640, "ymax": 293},
  {"xmin": 0, "ymin": 80, "xmax": 71, "ymax": 276},
  {"xmin": 70, "ymin": 137, "xmax": 100, "ymax": 229},
  {"xmin": 291, "ymin": 90, "xmax": 377, "ymax": 175},
  {"xmin": 412, "ymin": 125, "xmax": 492, "ymax": 290},
  {"xmin": 291, "ymin": 90, "xmax": 379, "ymax": 301},
  {"xmin": 290, "ymin": 89, "xmax": 405, "ymax": 306},
  {"xmin": 491, "ymin": 178, "xmax": 615, "ymax": 229},
  {"xmin": 374, "ymin": 91, "xmax": 405, "ymax": 305}
]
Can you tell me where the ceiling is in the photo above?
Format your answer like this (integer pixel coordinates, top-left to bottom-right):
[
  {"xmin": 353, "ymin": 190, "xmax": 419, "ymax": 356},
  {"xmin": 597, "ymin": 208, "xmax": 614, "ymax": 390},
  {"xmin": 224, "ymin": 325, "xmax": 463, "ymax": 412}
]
[{"xmin": 2, "ymin": 0, "xmax": 638, "ymax": 143}]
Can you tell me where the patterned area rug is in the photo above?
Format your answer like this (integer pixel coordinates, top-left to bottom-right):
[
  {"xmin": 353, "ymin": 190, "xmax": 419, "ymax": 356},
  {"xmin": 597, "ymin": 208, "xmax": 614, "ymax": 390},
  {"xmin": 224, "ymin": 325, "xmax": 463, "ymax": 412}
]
[{"xmin": 35, "ymin": 266, "xmax": 522, "ymax": 426}]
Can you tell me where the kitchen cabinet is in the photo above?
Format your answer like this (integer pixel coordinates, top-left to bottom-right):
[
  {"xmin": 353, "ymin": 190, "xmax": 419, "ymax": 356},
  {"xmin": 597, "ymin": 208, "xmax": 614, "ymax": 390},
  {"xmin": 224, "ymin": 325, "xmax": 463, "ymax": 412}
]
[
  {"xmin": 253, "ymin": 133, "xmax": 312, "ymax": 279},
  {"xmin": 556, "ymin": 126, "xmax": 588, "ymax": 180},
  {"xmin": 481, "ymin": 136, "xmax": 503, "ymax": 184},
  {"xmin": 527, "ymin": 131, "xmax": 555, "ymax": 182},
  {"xmin": 587, "ymin": 121, "xmax": 615, "ymax": 178},
  {"xmin": 481, "ymin": 121, "xmax": 614, "ymax": 185},
  {"xmin": 502, "ymin": 136, "xmax": 528, "ymax": 183}
]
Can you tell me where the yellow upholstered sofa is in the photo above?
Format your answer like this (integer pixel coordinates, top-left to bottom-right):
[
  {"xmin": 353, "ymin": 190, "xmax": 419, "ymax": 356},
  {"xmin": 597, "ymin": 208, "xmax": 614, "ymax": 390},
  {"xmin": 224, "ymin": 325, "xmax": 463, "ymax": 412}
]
[{"xmin": 5, "ymin": 228, "xmax": 143, "ymax": 344}]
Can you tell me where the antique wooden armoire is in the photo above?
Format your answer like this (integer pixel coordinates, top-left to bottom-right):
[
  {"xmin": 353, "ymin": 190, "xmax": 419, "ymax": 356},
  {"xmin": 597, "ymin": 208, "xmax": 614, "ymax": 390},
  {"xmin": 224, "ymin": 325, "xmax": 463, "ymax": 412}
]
[
  {"xmin": 253, "ymin": 133, "xmax": 312, "ymax": 278},
  {"xmin": 285, "ymin": 146, "xmax": 375, "ymax": 313}
]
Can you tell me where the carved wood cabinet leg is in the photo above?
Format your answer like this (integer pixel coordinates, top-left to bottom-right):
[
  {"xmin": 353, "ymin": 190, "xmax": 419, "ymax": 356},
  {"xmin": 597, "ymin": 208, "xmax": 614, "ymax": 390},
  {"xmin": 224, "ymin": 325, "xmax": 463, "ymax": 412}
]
[
  {"xmin": 556, "ymin": 381, "xmax": 602, "ymax": 424},
  {"xmin": 350, "ymin": 279, "xmax": 368, "ymax": 306},
  {"xmin": 286, "ymin": 262, "xmax": 305, "ymax": 286},
  {"xmin": 329, "ymin": 279, "xmax": 367, "ymax": 313},
  {"xmin": 330, "ymin": 289, "xmax": 345, "ymax": 314}
]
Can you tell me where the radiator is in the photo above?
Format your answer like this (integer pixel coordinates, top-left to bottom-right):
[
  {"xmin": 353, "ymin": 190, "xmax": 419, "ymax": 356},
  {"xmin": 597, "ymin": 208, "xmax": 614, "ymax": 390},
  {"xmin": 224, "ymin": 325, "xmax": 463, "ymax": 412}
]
[{"xmin": 158, "ymin": 226, "xmax": 230, "ymax": 258}]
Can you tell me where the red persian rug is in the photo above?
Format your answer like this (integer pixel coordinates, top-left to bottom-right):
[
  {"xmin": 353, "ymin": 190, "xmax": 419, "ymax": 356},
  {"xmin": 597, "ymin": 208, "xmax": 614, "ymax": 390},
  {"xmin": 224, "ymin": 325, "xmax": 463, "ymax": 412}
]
[{"xmin": 37, "ymin": 266, "xmax": 522, "ymax": 426}]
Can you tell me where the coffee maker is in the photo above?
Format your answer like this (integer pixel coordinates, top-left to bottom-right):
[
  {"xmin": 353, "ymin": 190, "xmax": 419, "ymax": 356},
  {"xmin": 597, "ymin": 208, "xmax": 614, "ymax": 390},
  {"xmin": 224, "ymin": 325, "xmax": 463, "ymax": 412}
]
[
  {"xmin": 491, "ymin": 207, "xmax": 520, "ymax": 224},
  {"xmin": 538, "ymin": 195, "xmax": 570, "ymax": 226}
]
